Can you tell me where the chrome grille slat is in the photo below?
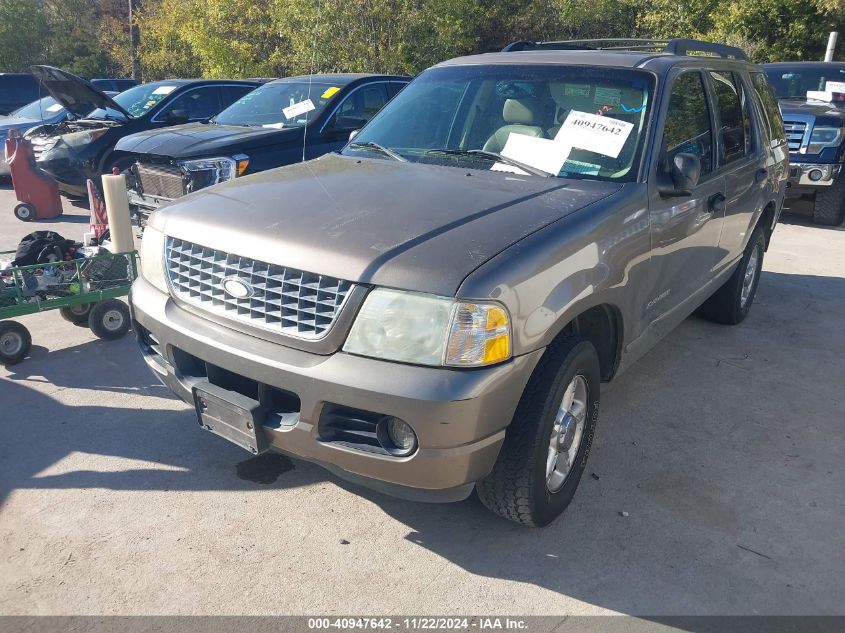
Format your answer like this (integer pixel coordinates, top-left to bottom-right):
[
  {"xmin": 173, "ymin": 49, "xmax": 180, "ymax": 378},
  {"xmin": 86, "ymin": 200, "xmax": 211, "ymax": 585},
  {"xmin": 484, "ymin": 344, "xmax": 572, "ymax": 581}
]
[
  {"xmin": 137, "ymin": 162, "xmax": 185, "ymax": 199},
  {"xmin": 165, "ymin": 237, "xmax": 353, "ymax": 340},
  {"xmin": 782, "ymin": 120, "xmax": 808, "ymax": 152}
]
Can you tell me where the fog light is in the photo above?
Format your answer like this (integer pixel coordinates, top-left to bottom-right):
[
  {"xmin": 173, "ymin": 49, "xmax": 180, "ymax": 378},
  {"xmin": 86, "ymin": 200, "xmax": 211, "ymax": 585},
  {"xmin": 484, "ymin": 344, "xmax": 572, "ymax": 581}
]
[
  {"xmin": 382, "ymin": 417, "xmax": 417, "ymax": 456},
  {"xmin": 809, "ymin": 169, "xmax": 824, "ymax": 182}
]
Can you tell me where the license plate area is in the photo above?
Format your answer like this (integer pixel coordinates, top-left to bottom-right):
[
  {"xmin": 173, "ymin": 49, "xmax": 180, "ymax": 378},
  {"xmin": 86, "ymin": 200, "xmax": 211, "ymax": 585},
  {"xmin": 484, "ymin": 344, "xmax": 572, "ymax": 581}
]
[{"xmin": 193, "ymin": 382, "xmax": 269, "ymax": 455}]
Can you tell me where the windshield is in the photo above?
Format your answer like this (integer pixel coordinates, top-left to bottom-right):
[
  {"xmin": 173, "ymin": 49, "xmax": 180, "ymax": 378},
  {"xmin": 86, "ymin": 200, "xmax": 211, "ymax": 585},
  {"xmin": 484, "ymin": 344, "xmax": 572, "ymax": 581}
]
[
  {"xmin": 764, "ymin": 65, "xmax": 845, "ymax": 98},
  {"xmin": 342, "ymin": 65, "xmax": 654, "ymax": 181},
  {"xmin": 88, "ymin": 82, "xmax": 181, "ymax": 119},
  {"xmin": 13, "ymin": 96, "xmax": 65, "ymax": 119},
  {"xmin": 213, "ymin": 81, "xmax": 339, "ymax": 127}
]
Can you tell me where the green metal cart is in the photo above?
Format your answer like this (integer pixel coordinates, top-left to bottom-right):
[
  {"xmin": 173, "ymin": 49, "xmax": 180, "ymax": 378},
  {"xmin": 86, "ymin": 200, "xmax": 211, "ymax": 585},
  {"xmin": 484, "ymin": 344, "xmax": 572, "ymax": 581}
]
[{"xmin": 0, "ymin": 249, "xmax": 138, "ymax": 365}]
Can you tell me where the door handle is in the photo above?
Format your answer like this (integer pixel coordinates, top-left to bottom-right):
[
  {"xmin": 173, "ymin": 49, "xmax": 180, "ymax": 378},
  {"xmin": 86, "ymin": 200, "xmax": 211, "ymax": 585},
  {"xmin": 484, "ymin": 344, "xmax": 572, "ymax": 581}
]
[
  {"xmin": 755, "ymin": 168, "xmax": 768, "ymax": 184},
  {"xmin": 709, "ymin": 193, "xmax": 726, "ymax": 214}
]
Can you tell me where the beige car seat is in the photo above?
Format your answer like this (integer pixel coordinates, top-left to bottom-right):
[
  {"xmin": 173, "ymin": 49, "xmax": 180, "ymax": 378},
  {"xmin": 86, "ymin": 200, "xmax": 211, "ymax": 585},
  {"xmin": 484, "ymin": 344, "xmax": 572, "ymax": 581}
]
[{"xmin": 482, "ymin": 98, "xmax": 545, "ymax": 153}]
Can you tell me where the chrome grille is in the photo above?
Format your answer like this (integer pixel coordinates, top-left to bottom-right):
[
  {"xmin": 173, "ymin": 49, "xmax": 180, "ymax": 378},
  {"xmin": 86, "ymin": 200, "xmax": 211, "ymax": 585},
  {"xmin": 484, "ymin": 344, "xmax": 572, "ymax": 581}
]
[
  {"xmin": 165, "ymin": 237, "xmax": 354, "ymax": 340},
  {"xmin": 136, "ymin": 162, "xmax": 185, "ymax": 199},
  {"xmin": 783, "ymin": 120, "xmax": 808, "ymax": 152}
]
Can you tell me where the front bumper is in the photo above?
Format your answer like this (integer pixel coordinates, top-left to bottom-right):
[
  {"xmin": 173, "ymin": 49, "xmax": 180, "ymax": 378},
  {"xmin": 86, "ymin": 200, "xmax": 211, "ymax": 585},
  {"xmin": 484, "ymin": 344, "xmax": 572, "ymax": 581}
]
[
  {"xmin": 788, "ymin": 162, "xmax": 842, "ymax": 189},
  {"xmin": 128, "ymin": 188, "xmax": 172, "ymax": 213},
  {"xmin": 35, "ymin": 149, "xmax": 90, "ymax": 197},
  {"xmin": 130, "ymin": 277, "xmax": 543, "ymax": 502}
]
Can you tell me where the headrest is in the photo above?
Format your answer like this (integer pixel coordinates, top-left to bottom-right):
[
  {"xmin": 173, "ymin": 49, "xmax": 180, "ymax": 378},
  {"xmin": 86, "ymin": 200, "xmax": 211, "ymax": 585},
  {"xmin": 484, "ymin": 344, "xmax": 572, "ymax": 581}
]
[{"xmin": 503, "ymin": 98, "xmax": 539, "ymax": 125}]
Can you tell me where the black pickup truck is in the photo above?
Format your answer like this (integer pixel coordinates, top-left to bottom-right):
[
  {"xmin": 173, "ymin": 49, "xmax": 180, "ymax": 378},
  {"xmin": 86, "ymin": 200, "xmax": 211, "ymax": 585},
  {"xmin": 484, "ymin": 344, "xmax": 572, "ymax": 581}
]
[{"xmin": 763, "ymin": 62, "xmax": 845, "ymax": 225}]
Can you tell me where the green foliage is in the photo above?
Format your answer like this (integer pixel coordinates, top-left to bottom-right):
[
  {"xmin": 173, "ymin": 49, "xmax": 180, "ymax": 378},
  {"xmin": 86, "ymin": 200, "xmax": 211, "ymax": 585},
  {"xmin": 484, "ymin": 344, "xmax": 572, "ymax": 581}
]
[{"xmin": 1, "ymin": 0, "xmax": 843, "ymax": 81}]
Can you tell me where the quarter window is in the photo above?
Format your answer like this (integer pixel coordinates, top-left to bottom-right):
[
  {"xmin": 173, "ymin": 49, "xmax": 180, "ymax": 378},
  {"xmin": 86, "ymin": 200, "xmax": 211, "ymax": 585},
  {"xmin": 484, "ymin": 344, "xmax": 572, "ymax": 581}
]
[
  {"xmin": 709, "ymin": 71, "xmax": 752, "ymax": 165},
  {"xmin": 662, "ymin": 72, "xmax": 714, "ymax": 177}
]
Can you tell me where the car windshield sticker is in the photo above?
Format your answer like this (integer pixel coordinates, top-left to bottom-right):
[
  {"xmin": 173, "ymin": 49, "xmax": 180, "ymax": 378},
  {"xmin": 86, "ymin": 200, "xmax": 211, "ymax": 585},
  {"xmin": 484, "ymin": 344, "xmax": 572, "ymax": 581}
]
[
  {"xmin": 565, "ymin": 84, "xmax": 591, "ymax": 97},
  {"xmin": 825, "ymin": 81, "xmax": 845, "ymax": 93},
  {"xmin": 321, "ymin": 86, "xmax": 341, "ymax": 99},
  {"xmin": 283, "ymin": 98, "xmax": 316, "ymax": 120},
  {"xmin": 621, "ymin": 103, "xmax": 646, "ymax": 113},
  {"xmin": 262, "ymin": 122, "xmax": 285, "ymax": 129},
  {"xmin": 46, "ymin": 103, "xmax": 64, "ymax": 112},
  {"xmin": 490, "ymin": 162, "xmax": 529, "ymax": 176},
  {"xmin": 594, "ymin": 87, "xmax": 622, "ymax": 106},
  {"xmin": 561, "ymin": 160, "xmax": 601, "ymax": 176},
  {"xmin": 152, "ymin": 85, "xmax": 177, "ymax": 95},
  {"xmin": 555, "ymin": 110, "xmax": 634, "ymax": 159},
  {"xmin": 501, "ymin": 133, "xmax": 572, "ymax": 176}
]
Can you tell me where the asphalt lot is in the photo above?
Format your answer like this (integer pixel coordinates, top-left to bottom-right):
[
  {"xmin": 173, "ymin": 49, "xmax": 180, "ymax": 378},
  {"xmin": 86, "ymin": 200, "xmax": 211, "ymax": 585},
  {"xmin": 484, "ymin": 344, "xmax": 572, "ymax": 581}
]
[{"xmin": 0, "ymin": 180, "xmax": 843, "ymax": 616}]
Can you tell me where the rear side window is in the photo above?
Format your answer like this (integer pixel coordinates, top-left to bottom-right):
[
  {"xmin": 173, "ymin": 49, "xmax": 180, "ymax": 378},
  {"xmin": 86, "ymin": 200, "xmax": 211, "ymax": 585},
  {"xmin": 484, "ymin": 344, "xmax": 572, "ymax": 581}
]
[
  {"xmin": 662, "ymin": 71, "xmax": 714, "ymax": 177},
  {"xmin": 160, "ymin": 86, "xmax": 223, "ymax": 121},
  {"xmin": 750, "ymin": 72, "xmax": 786, "ymax": 147},
  {"xmin": 709, "ymin": 71, "xmax": 752, "ymax": 165}
]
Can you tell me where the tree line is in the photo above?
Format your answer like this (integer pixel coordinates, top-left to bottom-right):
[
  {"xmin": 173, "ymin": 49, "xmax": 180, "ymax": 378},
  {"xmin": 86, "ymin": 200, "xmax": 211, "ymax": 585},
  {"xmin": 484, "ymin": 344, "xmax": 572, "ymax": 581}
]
[{"xmin": 1, "ymin": 0, "xmax": 843, "ymax": 81}]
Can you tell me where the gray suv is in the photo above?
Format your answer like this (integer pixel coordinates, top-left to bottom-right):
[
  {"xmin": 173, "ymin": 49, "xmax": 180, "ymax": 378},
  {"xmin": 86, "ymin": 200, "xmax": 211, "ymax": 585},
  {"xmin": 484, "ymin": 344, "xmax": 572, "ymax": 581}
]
[{"xmin": 131, "ymin": 39, "xmax": 788, "ymax": 526}]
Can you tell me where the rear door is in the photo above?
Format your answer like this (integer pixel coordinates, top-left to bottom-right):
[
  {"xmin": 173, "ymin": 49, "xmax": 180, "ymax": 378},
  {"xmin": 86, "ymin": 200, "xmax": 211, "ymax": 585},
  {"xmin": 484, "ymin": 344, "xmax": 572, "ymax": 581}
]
[
  {"xmin": 647, "ymin": 68, "xmax": 727, "ymax": 322},
  {"xmin": 707, "ymin": 70, "xmax": 767, "ymax": 266}
]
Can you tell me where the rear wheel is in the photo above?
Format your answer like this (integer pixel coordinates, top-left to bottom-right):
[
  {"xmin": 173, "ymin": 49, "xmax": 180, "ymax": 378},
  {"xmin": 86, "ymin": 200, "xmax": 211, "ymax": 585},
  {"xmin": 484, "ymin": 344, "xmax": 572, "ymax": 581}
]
[
  {"xmin": 88, "ymin": 299, "xmax": 130, "ymax": 340},
  {"xmin": 60, "ymin": 303, "xmax": 93, "ymax": 324},
  {"xmin": 0, "ymin": 321, "xmax": 32, "ymax": 365},
  {"xmin": 699, "ymin": 226, "xmax": 765, "ymax": 325},
  {"xmin": 477, "ymin": 335, "xmax": 600, "ymax": 527},
  {"xmin": 14, "ymin": 203, "xmax": 35, "ymax": 221}
]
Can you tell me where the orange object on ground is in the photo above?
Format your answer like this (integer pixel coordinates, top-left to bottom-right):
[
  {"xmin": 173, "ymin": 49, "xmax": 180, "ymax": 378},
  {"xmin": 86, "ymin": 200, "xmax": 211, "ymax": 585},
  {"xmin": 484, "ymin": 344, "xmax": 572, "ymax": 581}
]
[{"xmin": 4, "ymin": 129, "xmax": 62, "ymax": 222}]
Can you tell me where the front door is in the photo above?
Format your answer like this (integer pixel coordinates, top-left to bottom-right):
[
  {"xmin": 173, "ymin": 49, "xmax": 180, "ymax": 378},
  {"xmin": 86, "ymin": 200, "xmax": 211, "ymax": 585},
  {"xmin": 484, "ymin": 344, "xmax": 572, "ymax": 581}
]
[{"xmin": 647, "ymin": 69, "xmax": 726, "ymax": 323}]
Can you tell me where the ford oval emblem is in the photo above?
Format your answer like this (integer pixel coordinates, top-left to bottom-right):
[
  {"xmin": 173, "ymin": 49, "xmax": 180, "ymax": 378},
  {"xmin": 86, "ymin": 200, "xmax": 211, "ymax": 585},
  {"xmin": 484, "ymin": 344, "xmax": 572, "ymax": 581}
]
[{"xmin": 222, "ymin": 276, "xmax": 254, "ymax": 299}]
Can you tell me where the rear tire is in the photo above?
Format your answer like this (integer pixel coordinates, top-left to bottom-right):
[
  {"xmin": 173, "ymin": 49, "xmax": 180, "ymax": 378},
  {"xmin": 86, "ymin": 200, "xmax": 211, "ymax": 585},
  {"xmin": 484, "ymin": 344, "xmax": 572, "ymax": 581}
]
[
  {"xmin": 0, "ymin": 321, "xmax": 32, "ymax": 365},
  {"xmin": 14, "ymin": 203, "xmax": 35, "ymax": 222},
  {"xmin": 88, "ymin": 299, "xmax": 130, "ymax": 340},
  {"xmin": 812, "ymin": 177, "xmax": 845, "ymax": 226},
  {"xmin": 60, "ymin": 303, "xmax": 93, "ymax": 324},
  {"xmin": 477, "ymin": 334, "xmax": 601, "ymax": 527},
  {"xmin": 699, "ymin": 226, "xmax": 765, "ymax": 325}
]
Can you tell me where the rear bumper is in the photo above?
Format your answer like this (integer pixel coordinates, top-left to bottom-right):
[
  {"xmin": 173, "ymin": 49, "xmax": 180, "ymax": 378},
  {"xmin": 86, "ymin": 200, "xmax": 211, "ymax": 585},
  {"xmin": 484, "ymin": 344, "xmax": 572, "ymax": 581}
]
[{"xmin": 130, "ymin": 277, "xmax": 543, "ymax": 502}]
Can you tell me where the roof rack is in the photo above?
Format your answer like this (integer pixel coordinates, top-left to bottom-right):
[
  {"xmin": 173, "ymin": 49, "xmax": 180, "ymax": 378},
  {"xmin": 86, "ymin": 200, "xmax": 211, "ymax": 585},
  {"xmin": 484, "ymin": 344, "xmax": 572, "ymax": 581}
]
[{"xmin": 501, "ymin": 38, "xmax": 749, "ymax": 61}]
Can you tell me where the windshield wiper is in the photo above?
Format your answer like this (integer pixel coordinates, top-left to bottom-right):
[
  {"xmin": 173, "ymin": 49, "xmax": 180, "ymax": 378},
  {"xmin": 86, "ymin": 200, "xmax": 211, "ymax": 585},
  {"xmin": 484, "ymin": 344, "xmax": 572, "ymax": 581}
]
[
  {"xmin": 349, "ymin": 141, "xmax": 407, "ymax": 162},
  {"xmin": 424, "ymin": 148, "xmax": 553, "ymax": 178}
]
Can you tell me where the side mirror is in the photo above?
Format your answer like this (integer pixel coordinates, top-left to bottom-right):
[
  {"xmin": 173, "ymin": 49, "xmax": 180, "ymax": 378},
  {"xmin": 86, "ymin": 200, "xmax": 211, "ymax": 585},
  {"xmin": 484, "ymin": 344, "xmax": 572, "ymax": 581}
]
[
  {"xmin": 348, "ymin": 129, "xmax": 360, "ymax": 141},
  {"xmin": 164, "ymin": 109, "xmax": 189, "ymax": 125},
  {"xmin": 658, "ymin": 152, "xmax": 701, "ymax": 198}
]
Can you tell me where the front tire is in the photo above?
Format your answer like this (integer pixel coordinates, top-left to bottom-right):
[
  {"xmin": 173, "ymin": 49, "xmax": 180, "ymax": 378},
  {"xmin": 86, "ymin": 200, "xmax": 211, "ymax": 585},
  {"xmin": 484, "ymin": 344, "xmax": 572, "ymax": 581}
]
[
  {"xmin": 0, "ymin": 321, "xmax": 32, "ymax": 365},
  {"xmin": 477, "ymin": 335, "xmax": 601, "ymax": 527},
  {"xmin": 88, "ymin": 299, "xmax": 130, "ymax": 340},
  {"xmin": 812, "ymin": 177, "xmax": 845, "ymax": 226},
  {"xmin": 699, "ymin": 226, "xmax": 765, "ymax": 325}
]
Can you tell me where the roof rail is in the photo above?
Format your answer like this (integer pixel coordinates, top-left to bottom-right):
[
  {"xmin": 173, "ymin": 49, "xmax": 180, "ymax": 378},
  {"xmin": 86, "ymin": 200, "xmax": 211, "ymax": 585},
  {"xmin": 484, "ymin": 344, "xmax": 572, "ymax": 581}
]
[{"xmin": 501, "ymin": 38, "xmax": 749, "ymax": 61}]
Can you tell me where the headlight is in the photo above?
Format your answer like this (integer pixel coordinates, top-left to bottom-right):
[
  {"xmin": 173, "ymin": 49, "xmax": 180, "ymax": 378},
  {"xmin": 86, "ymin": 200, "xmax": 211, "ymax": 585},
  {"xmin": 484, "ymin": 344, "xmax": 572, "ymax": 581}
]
[
  {"xmin": 62, "ymin": 128, "xmax": 107, "ymax": 147},
  {"xmin": 139, "ymin": 226, "xmax": 168, "ymax": 293},
  {"xmin": 807, "ymin": 126, "xmax": 842, "ymax": 154},
  {"xmin": 343, "ymin": 289, "xmax": 511, "ymax": 367},
  {"xmin": 179, "ymin": 155, "xmax": 248, "ymax": 185}
]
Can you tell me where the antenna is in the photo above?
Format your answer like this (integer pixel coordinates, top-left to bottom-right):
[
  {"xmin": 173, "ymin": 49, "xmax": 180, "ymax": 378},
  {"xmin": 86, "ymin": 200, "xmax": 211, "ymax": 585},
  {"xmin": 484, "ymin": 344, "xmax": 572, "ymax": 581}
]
[{"xmin": 301, "ymin": 0, "xmax": 323, "ymax": 163}]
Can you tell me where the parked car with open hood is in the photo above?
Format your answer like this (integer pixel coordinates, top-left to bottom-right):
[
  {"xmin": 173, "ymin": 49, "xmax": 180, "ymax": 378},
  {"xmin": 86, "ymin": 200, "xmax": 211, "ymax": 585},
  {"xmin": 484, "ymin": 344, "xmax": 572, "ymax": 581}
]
[
  {"xmin": 763, "ymin": 62, "xmax": 845, "ymax": 225},
  {"xmin": 132, "ymin": 39, "xmax": 787, "ymax": 526},
  {"xmin": 114, "ymin": 73, "xmax": 409, "ymax": 225},
  {"xmin": 0, "ymin": 93, "xmax": 116, "ymax": 176},
  {"xmin": 24, "ymin": 66, "xmax": 261, "ymax": 197}
]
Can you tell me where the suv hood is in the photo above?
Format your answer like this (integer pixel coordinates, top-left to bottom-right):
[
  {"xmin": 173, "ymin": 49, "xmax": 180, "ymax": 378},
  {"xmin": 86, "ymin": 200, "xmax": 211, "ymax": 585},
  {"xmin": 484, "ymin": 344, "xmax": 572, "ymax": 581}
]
[
  {"xmin": 115, "ymin": 122, "xmax": 299, "ymax": 158},
  {"xmin": 779, "ymin": 98, "xmax": 845, "ymax": 127},
  {"xmin": 157, "ymin": 153, "xmax": 623, "ymax": 297},
  {"xmin": 30, "ymin": 66, "xmax": 131, "ymax": 120}
]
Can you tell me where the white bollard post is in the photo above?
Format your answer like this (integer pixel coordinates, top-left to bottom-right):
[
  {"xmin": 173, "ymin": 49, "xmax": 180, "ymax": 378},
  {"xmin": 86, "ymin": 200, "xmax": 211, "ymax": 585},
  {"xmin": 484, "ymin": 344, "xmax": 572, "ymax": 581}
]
[
  {"xmin": 825, "ymin": 32, "xmax": 838, "ymax": 62},
  {"xmin": 101, "ymin": 174, "xmax": 135, "ymax": 254}
]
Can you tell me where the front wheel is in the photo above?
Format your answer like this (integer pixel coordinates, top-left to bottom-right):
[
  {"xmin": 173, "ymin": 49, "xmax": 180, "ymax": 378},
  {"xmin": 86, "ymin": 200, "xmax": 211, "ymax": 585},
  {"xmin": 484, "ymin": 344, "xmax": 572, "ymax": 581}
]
[
  {"xmin": 477, "ymin": 335, "xmax": 601, "ymax": 527},
  {"xmin": 699, "ymin": 226, "xmax": 765, "ymax": 325},
  {"xmin": 0, "ymin": 321, "xmax": 32, "ymax": 365},
  {"xmin": 812, "ymin": 177, "xmax": 845, "ymax": 226},
  {"xmin": 88, "ymin": 299, "xmax": 131, "ymax": 340}
]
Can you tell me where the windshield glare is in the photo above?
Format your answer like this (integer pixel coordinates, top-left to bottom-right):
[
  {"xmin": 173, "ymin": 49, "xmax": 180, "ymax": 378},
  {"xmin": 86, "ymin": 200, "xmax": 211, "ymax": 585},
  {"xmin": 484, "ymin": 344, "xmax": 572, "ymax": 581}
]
[
  {"xmin": 89, "ymin": 82, "xmax": 180, "ymax": 119},
  {"xmin": 214, "ymin": 81, "xmax": 338, "ymax": 127},
  {"xmin": 342, "ymin": 65, "xmax": 654, "ymax": 181},
  {"xmin": 13, "ymin": 96, "xmax": 64, "ymax": 119},
  {"xmin": 765, "ymin": 66, "xmax": 845, "ymax": 98}
]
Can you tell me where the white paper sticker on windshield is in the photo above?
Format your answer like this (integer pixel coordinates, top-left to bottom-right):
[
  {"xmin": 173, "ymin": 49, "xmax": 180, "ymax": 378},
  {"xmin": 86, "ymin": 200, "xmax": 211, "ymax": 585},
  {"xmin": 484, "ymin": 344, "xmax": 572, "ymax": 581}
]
[
  {"xmin": 501, "ymin": 133, "xmax": 572, "ymax": 176},
  {"xmin": 825, "ymin": 81, "xmax": 845, "ymax": 93},
  {"xmin": 555, "ymin": 111, "xmax": 634, "ymax": 158},
  {"xmin": 152, "ymin": 85, "xmax": 177, "ymax": 95},
  {"xmin": 594, "ymin": 87, "xmax": 622, "ymax": 106},
  {"xmin": 283, "ymin": 99, "xmax": 316, "ymax": 120},
  {"xmin": 490, "ymin": 162, "xmax": 529, "ymax": 176},
  {"xmin": 46, "ymin": 103, "xmax": 64, "ymax": 112},
  {"xmin": 262, "ymin": 122, "xmax": 285, "ymax": 129}
]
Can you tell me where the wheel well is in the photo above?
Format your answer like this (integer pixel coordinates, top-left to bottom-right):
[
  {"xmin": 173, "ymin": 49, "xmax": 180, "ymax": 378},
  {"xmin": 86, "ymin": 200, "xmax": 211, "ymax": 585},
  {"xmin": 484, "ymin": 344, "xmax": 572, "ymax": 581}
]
[
  {"xmin": 559, "ymin": 304, "xmax": 622, "ymax": 382},
  {"xmin": 758, "ymin": 202, "xmax": 776, "ymax": 251}
]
